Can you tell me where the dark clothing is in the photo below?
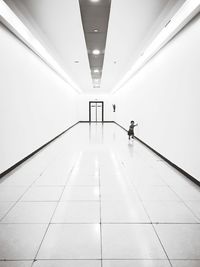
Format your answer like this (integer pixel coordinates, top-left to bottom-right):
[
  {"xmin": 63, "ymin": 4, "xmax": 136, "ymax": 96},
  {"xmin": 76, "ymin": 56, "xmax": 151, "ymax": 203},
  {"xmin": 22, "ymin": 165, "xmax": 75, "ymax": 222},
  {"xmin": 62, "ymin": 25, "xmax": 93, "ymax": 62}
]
[{"xmin": 128, "ymin": 124, "xmax": 136, "ymax": 138}]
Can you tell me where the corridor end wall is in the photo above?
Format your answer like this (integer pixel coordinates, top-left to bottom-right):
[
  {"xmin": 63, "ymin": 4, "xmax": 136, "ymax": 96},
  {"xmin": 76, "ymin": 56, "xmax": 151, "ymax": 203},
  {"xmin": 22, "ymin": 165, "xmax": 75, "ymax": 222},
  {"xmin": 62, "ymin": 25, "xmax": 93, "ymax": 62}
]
[
  {"xmin": 0, "ymin": 23, "xmax": 80, "ymax": 174},
  {"xmin": 111, "ymin": 14, "xmax": 200, "ymax": 181}
]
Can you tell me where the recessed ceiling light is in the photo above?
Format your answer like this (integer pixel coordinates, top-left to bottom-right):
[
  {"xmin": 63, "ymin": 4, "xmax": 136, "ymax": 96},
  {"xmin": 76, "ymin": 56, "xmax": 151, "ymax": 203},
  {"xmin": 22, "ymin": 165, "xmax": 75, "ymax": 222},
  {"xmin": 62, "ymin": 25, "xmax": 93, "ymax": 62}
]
[
  {"xmin": 90, "ymin": 0, "xmax": 100, "ymax": 3},
  {"xmin": 94, "ymin": 29, "xmax": 99, "ymax": 32},
  {"xmin": 93, "ymin": 69, "xmax": 100, "ymax": 73},
  {"xmin": 92, "ymin": 49, "xmax": 100, "ymax": 55}
]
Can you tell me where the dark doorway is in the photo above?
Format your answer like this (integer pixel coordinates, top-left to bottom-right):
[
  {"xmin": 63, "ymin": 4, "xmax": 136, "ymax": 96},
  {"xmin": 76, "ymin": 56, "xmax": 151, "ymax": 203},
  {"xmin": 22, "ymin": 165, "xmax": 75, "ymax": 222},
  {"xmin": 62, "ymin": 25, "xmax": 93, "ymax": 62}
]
[{"xmin": 89, "ymin": 101, "xmax": 104, "ymax": 122}]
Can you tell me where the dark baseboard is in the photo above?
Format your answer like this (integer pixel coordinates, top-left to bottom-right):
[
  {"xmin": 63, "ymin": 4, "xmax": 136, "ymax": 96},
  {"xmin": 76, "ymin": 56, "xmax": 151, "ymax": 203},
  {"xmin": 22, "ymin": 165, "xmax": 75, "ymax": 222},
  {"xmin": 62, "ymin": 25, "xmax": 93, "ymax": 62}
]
[
  {"xmin": 0, "ymin": 121, "xmax": 79, "ymax": 179},
  {"xmin": 2, "ymin": 120, "xmax": 199, "ymax": 187},
  {"xmin": 0, "ymin": 121, "xmax": 115, "ymax": 178},
  {"xmin": 114, "ymin": 121, "xmax": 200, "ymax": 187}
]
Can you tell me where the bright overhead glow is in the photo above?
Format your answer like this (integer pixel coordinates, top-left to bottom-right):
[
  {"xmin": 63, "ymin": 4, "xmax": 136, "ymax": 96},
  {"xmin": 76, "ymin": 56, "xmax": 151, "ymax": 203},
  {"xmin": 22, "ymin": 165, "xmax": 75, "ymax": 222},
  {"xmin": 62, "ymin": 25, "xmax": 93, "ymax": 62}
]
[
  {"xmin": 92, "ymin": 49, "xmax": 100, "ymax": 55},
  {"xmin": 0, "ymin": 0, "xmax": 81, "ymax": 94},
  {"xmin": 93, "ymin": 69, "xmax": 100, "ymax": 73},
  {"xmin": 90, "ymin": 0, "xmax": 100, "ymax": 3},
  {"xmin": 112, "ymin": 0, "xmax": 200, "ymax": 94}
]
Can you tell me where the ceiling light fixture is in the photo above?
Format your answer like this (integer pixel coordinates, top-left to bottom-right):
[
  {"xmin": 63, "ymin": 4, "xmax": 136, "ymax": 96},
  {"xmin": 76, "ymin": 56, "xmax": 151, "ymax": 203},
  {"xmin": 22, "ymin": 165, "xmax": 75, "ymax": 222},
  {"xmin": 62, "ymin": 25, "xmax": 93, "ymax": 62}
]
[
  {"xmin": 93, "ymin": 29, "xmax": 99, "ymax": 32},
  {"xmin": 0, "ymin": 0, "xmax": 81, "ymax": 94},
  {"xmin": 93, "ymin": 69, "xmax": 100, "ymax": 73},
  {"xmin": 90, "ymin": 0, "xmax": 100, "ymax": 3},
  {"xmin": 92, "ymin": 49, "xmax": 100, "ymax": 55},
  {"xmin": 112, "ymin": 0, "xmax": 200, "ymax": 94}
]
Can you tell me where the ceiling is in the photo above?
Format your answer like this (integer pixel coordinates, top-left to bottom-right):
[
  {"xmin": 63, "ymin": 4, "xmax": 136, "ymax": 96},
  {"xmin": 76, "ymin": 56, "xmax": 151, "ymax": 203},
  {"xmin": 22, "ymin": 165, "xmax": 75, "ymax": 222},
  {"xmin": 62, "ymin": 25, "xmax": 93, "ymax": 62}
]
[
  {"xmin": 3, "ymin": 0, "xmax": 186, "ymax": 94},
  {"xmin": 79, "ymin": 0, "xmax": 111, "ymax": 88}
]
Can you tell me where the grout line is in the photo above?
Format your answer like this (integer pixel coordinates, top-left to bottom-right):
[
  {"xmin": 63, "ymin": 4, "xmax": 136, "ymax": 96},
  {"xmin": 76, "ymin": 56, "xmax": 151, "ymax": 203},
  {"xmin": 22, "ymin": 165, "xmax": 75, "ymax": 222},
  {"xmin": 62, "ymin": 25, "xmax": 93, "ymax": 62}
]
[
  {"xmin": 31, "ymin": 155, "xmax": 80, "ymax": 267},
  {"xmin": 119, "ymin": 160, "xmax": 173, "ymax": 267},
  {"xmin": 114, "ymin": 122, "xmax": 200, "ymax": 187},
  {"xmin": 0, "ymin": 122, "xmax": 80, "ymax": 179},
  {"xmin": 1, "ymin": 258, "xmax": 200, "ymax": 262},
  {"xmin": 0, "ymin": 258, "xmax": 194, "ymax": 264},
  {"xmin": 99, "ymin": 165, "xmax": 103, "ymax": 267},
  {"xmin": 0, "ymin": 222, "xmax": 199, "ymax": 225},
  {"xmin": 0, "ymin": 168, "xmax": 50, "ymax": 223},
  {"xmin": 165, "ymin": 185, "xmax": 200, "ymax": 222},
  {"xmin": 0, "ymin": 139, "xmax": 79, "ymax": 223}
]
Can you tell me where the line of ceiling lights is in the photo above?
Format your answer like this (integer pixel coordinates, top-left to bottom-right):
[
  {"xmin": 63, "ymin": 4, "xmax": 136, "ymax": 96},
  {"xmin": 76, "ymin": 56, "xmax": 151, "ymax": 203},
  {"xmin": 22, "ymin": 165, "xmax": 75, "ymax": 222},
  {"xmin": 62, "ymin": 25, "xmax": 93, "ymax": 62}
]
[
  {"xmin": 92, "ymin": 49, "xmax": 100, "ymax": 89},
  {"xmin": 91, "ymin": 0, "xmax": 105, "ymax": 89},
  {"xmin": 79, "ymin": 0, "xmax": 111, "ymax": 89},
  {"xmin": 88, "ymin": 0, "xmax": 102, "ymax": 89},
  {"xmin": 111, "ymin": 0, "xmax": 200, "ymax": 94},
  {"xmin": 0, "ymin": 0, "xmax": 82, "ymax": 93}
]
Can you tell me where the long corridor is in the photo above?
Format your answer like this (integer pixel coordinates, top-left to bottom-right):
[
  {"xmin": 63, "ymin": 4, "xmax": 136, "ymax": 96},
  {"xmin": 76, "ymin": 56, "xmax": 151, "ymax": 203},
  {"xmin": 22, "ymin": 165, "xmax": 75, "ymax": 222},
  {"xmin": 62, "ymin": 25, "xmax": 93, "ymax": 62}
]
[{"xmin": 0, "ymin": 123, "xmax": 200, "ymax": 267}]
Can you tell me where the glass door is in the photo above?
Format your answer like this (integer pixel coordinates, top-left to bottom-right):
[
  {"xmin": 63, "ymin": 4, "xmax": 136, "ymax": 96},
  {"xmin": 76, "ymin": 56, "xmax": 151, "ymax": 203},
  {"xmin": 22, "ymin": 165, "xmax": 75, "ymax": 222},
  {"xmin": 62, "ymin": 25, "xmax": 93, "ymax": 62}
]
[{"xmin": 89, "ymin": 101, "xmax": 104, "ymax": 122}]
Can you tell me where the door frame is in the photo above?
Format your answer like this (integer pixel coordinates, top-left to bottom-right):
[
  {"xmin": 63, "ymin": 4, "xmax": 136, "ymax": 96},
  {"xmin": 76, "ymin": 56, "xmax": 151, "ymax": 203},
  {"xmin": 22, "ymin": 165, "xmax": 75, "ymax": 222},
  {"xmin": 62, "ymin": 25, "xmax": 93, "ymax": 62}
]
[{"xmin": 89, "ymin": 101, "xmax": 104, "ymax": 122}]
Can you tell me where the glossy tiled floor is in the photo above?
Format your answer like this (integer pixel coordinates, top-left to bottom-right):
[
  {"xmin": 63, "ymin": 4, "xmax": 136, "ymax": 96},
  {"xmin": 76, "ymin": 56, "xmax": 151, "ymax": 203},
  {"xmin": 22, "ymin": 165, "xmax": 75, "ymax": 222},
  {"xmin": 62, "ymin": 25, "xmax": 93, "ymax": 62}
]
[{"xmin": 0, "ymin": 123, "xmax": 200, "ymax": 267}]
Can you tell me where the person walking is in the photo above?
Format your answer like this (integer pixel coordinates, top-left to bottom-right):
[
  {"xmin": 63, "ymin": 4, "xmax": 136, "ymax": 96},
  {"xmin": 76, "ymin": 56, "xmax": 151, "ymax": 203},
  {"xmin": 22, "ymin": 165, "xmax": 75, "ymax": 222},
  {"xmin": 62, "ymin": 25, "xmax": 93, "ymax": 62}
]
[{"xmin": 128, "ymin": 120, "xmax": 138, "ymax": 140}]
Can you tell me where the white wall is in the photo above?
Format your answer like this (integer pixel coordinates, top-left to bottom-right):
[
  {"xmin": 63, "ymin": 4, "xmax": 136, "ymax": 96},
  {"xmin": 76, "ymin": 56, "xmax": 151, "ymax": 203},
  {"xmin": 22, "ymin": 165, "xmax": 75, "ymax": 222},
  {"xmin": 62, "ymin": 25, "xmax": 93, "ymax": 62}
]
[
  {"xmin": 0, "ymin": 23, "xmax": 80, "ymax": 174},
  {"xmin": 111, "ymin": 14, "xmax": 200, "ymax": 181}
]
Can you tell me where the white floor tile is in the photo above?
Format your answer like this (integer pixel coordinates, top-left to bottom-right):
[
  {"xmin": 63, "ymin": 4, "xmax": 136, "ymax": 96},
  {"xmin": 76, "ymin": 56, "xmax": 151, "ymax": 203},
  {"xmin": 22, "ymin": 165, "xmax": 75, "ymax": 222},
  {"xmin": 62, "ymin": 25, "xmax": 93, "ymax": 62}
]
[
  {"xmin": 137, "ymin": 186, "xmax": 180, "ymax": 201},
  {"xmin": 0, "ymin": 175, "xmax": 36, "ymax": 186},
  {"xmin": 171, "ymin": 260, "xmax": 200, "ymax": 267},
  {"xmin": 67, "ymin": 175, "xmax": 99, "ymax": 186},
  {"xmin": 184, "ymin": 201, "xmax": 200, "ymax": 219},
  {"xmin": 171, "ymin": 185, "xmax": 200, "ymax": 201},
  {"xmin": 52, "ymin": 201, "xmax": 100, "ymax": 223},
  {"xmin": 33, "ymin": 260, "xmax": 101, "ymax": 267},
  {"xmin": 102, "ymin": 224, "xmax": 166, "ymax": 259},
  {"xmin": 1, "ymin": 202, "xmax": 57, "ymax": 223},
  {"xmin": 103, "ymin": 260, "xmax": 171, "ymax": 267},
  {"xmin": 0, "ymin": 202, "xmax": 14, "ymax": 220},
  {"xmin": 130, "ymin": 174, "xmax": 166, "ymax": 186},
  {"xmin": 101, "ymin": 200, "xmax": 150, "ymax": 223},
  {"xmin": 101, "ymin": 187, "xmax": 139, "ymax": 201},
  {"xmin": 21, "ymin": 186, "xmax": 63, "ymax": 201},
  {"xmin": 61, "ymin": 186, "xmax": 99, "ymax": 201},
  {"xmin": 35, "ymin": 174, "xmax": 68, "ymax": 186},
  {"xmin": 0, "ymin": 167, "xmax": 39, "ymax": 187},
  {"xmin": 0, "ymin": 224, "xmax": 47, "ymax": 259},
  {"xmin": 143, "ymin": 201, "xmax": 199, "ymax": 223},
  {"xmin": 0, "ymin": 187, "xmax": 27, "ymax": 201},
  {"xmin": 37, "ymin": 224, "xmax": 101, "ymax": 259},
  {"xmin": 0, "ymin": 262, "xmax": 32, "ymax": 267},
  {"xmin": 155, "ymin": 224, "xmax": 200, "ymax": 259},
  {"xmin": 1, "ymin": 123, "xmax": 200, "ymax": 264}
]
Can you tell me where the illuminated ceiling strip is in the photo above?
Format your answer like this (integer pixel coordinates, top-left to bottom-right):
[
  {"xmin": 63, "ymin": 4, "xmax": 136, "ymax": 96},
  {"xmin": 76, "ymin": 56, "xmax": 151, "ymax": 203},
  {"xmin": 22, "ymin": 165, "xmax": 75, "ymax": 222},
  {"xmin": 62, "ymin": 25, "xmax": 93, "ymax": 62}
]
[
  {"xmin": 0, "ymin": 0, "xmax": 82, "ymax": 94},
  {"xmin": 111, "ymin": 0, "xmax": 200, "ymax": 94}
]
